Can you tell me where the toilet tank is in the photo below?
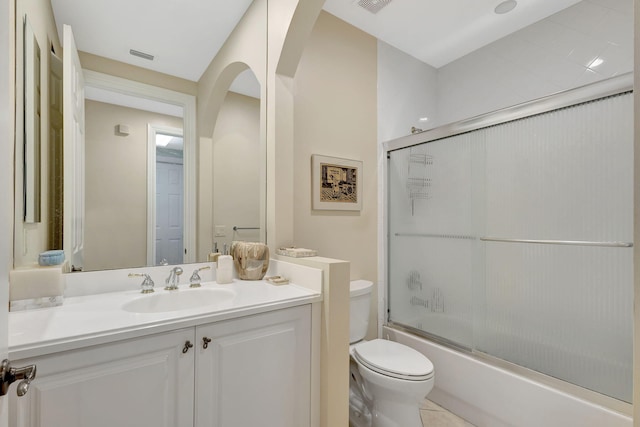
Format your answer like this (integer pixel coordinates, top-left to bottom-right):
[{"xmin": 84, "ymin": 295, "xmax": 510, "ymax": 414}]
[{"xmin": 350, "ymin": 280, "xmax": 373, "ymax": 344}]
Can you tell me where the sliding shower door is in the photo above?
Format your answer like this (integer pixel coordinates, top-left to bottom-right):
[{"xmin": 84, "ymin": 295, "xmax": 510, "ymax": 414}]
[
  {"xmin": 388, "ymin": 133, "xmax": 481, "ymax": 349},
  {"xmin": 387, "ymin": 88, "xmax": 633, "ymax": 403}
]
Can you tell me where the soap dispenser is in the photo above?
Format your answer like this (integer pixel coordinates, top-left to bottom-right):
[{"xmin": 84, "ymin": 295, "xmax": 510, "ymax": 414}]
[{"xmin": 216, "ymin": 255, "xmax": 233, "ymax": 284}]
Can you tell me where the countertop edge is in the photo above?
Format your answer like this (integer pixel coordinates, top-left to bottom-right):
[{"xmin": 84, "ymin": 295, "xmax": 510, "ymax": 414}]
[{"xmin": 10, "ymin": 294, "xmax": 323, "ymax": 361}]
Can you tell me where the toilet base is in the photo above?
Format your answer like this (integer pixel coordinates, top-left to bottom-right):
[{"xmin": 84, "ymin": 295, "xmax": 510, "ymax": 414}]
[
  {"xmin": 349, "ymin": 362, "xmax": 372, "ymax": 427},
  {"xmin": 370, "ymin": 399, "xmax": 423, "ymax": 427},
  {"xmin": 349, "ymin": 402, "xmax": 371, "ymax": 427},
  {"xmin": 349, "ymin": 355, "xmax": 431, "ymax": 427}
]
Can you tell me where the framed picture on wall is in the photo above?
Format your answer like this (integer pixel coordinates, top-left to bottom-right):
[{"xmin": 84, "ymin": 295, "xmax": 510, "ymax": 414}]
[{"xmin": 312, "ymin": 155, "xmax": 362, "ymax": 211}]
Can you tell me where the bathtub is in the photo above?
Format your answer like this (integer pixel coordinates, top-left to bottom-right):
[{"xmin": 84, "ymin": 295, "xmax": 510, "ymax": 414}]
[{"xmin": 383, "ymin": 326, "xmax": 632, "ymax": 427}]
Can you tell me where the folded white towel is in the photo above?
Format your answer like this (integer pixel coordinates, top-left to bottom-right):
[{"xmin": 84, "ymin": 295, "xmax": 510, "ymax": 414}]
[{"xmin": 9, "ymin": 263, "xmax": 65, "ymax": 302}]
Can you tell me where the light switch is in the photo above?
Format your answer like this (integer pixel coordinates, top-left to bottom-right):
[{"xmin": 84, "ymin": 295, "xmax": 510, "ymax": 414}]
[{"xmin": 214, "ymin": 225, "xmax": 226, "ymax": 237}]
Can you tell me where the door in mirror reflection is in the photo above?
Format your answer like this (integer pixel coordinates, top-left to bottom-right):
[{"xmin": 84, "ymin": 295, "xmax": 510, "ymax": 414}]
[
  {"xmin": 154, "ymin": 131, "xmax": 184, "ymax": 266},
  {"xmin": 63, "ymin": 24, "xmax": 85, "ymax": 271}
]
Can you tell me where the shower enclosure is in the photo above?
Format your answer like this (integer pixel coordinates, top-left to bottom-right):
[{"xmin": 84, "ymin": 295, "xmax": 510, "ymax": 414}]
[{"xmin": 385, "ymin": 74, "xmax": 633, "ymax": 404}]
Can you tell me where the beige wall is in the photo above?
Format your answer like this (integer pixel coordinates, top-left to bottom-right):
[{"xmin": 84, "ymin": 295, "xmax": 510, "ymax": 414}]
[
  {"xmin": 13, "ymin": 0, "xmax": 61, "ymax": 267},
  {"xmin": 84, "ymin": 100, "xmax": 182, "ymax": 271},
  {"xmin": 293, "ymin": 11, "xmax": 379, "ymax": 337},
  {"xmin": 197, "ymin": 0, "xmax": 267, "ymax": 261},
  {"xmin": 198, "ymin": 88, "xmax": 263, "ymax": 261},
  {"xmin": 197, "ymin": 0, "xmax": 266, "ymax": 137},
  {"xmin": 211, "ymin": 91, "xmax": 261, "ymax": 251},
  {"xmin": 79, "ymin": 51, "xmax": 198, "ymax": 96}
]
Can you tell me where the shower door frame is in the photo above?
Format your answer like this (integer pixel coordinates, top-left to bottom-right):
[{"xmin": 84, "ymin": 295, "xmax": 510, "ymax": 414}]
[{"xmin": 380, "ymin": 72, "xmax": 634, "ymax": 415}]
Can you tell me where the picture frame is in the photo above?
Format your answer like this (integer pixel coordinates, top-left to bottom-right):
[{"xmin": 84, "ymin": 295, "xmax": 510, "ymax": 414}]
[{"xmin": 312, "ymin": 155, "xmax": 362, "ymax": 211}]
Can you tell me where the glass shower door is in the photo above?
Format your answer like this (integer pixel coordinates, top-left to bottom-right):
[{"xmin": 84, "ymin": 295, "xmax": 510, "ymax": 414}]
[
  {"xmin": 478, "ymin": 96, "xmax": 633, "ymax": 402},
  {"xmin": 388, "ymin": 133, "xmax": 481, "ymax": 349},
  {"xmin": 386, "ymin": 90, "xmax": 634, "ymax": 403}
]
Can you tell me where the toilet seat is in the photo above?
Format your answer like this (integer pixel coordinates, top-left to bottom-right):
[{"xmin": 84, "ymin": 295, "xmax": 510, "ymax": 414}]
[{"xmin": 353, "ymin": 339, "xmax": 434, "ymax": 381}]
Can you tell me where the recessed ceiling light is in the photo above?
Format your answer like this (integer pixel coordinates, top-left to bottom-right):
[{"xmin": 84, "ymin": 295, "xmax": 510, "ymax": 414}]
[
  {"xmin": 589, "ymin": 58, "xmax": 604, "ymax": 69},
  {"xmin": 156, "ymin": 135, "xmax": 173, "ymax": 147},
  {"xmin": 494, "ymin": 0, "xmax": 517, "ymax": 14},
  {"xmin": 419, "ymin": 117, "xmax": 429, "ymax": 122}
]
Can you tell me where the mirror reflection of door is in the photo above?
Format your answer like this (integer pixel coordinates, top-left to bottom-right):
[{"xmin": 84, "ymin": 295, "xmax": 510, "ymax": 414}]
[
  {"xmin": 62, "ymin": 24, "xmax": 85, "ymax": 271},
  {"xmin": 48, "ymin": 51, "xmax": 63, "ymax": 250},
  {"xmin": 153, "ymin": 130, "xmax": 184, "ymax": 265}
]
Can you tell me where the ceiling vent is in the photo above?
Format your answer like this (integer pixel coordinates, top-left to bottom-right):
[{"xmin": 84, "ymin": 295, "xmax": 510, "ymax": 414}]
[
  {"xmin": 357, "ymin": 0, "xmax": 392, "ymax": 14},
  {"xmin": 129, "ymin": 49, "xmax": 154, "ymax": 61}
]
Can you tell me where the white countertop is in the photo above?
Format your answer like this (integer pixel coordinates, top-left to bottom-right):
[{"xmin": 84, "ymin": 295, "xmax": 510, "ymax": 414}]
[{"xmin": 9, "ymin": 280, "xmax": 322, "ymax": 360}]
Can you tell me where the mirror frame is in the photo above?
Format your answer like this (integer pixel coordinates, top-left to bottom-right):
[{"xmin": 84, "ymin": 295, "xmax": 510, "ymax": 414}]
[{"xmin": 83, "ymin": 70, "xmax": 197, "ymax": 265}]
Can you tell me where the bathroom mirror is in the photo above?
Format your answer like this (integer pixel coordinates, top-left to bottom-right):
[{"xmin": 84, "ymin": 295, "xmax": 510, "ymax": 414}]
[
  {"xmin": 13, "ymin": 0, "xmax": 267, "ymax": 271},
  {"xmin": 23, "ymin": 15, "xmax": 41, "ymax": 224},
  {"xmin": 78, "ymin": 63, "xmax": 262, "ymax": 272},
  {"xmin": 82, "ymin": 77, "xmax": 191, "ymax": 271},
  {"xmin": 211, "ymin": 70, "xmax": 262, "ymax": 252}
]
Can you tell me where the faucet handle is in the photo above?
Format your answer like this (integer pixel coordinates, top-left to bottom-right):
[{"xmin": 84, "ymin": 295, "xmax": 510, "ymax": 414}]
[
  {"xmin": 128, "ymin": 273, "xmax": 155, "ymax": 294},
  {"xmin": 190, "ymin": 266, "xmax": 211, "ymax": 288}
]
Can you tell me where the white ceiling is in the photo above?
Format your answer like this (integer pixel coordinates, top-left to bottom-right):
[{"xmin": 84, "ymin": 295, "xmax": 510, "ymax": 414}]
[
  {"xmin": 324, "ymin": 0, "xmax": 583, "ymax": 68},
  {"xmin": 50, "ymin": 0, "xmax": 254, "ymax": 82},
  {"xmin": 51, "ymin": 0, "xmax": 583, "ymax": 83}
]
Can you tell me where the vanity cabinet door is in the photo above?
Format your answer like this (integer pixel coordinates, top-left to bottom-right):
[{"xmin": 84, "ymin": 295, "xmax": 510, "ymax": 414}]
[
  {"xmin": 195, "ymin": 305, "xmax": 311, "ymax": 427},
  {"xmin": 9, "ymin": 328, "xmax": 195, "ymax": 427}
]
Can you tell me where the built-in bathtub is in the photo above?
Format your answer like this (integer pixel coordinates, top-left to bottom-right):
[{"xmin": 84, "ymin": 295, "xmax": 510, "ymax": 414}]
[{"xmin": 384, "ymin": 326, "xmax": 632, "ymax": 427}]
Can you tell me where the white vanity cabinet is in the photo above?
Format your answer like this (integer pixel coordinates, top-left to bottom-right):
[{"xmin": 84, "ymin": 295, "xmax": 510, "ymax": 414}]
[
  {"xmin": 9, "ymin": 328, "xmax": 196, "ymax": 427},
  {"xmin": 9, "ymin": 304, "xmax": 313, "ymax": 427},
  {"xmin": 195, "ymin": 305, "xmax": 311, "ymax": 427}
]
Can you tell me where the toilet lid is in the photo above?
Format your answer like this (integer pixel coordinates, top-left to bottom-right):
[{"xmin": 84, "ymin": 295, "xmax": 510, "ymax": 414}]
[{"xmin": 353, "ymin": 339, "xmax": 434, "ymax": 381}]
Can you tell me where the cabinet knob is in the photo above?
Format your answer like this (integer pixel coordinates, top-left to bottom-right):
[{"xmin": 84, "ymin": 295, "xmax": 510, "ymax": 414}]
[
  {"xmin": 182, "ymin": 341, "xmax": 194, "ymax": 354},
  {"xmin": 202, "ymin": 337, "xmax": 212, "ymax": 349}
]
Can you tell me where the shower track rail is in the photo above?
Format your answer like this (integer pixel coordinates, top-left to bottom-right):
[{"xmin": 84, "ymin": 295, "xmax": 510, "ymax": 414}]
[
  {"xmin": 383, "ymin": 73, "xmax": 633, "ymax": 154},
  {"xmin": 394, "ymin": 233, "xmax": 633, "ymax": 248}
]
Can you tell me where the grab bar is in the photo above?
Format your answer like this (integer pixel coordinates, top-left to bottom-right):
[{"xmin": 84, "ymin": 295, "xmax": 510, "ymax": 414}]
[
  {"xmin": 233, "ymin": 226, "xmax": 260, "ymax": 231},
  {"xmin": 480, "ymin": 237, "xmax": 633, "ymax": 248}
]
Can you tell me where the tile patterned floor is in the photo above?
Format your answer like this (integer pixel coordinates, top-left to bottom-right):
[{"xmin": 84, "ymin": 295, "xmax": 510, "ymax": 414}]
[{"xmin": 421, "ymin": 399, "xmax": 476, "ymax": 427}]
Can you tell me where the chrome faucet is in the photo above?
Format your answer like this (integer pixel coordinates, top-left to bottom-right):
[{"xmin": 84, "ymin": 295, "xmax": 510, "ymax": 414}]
[
  {"xmin": 190, "ymin": 266, "xmax": 211, "ymax": 288},
  {"xmin": 165, "ymin": 266, "xmax": 183, "ymax": 290},
  {"xmin": 128, "ymin": 273, "xmax": 155, "ymax": 294}
]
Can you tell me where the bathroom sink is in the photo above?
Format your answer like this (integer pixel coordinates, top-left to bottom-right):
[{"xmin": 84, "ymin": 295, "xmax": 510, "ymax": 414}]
[{"xmin": 122, "ymin": 288, "xmax": 236, "ymax": 313}]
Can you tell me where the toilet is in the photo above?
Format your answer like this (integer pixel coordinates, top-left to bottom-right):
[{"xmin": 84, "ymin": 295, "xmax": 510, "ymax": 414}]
[{"xmin": 349, "ymin": 280, "xmax": 434, "ymax": 427}]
